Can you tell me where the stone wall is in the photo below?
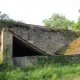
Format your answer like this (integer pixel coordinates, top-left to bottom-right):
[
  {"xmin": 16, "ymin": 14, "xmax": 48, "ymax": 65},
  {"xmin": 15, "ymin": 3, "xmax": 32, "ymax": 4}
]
[
  {"xmin": 9, "ymin": 24, "xmax": 77, "ymax": 55},
  {"xmin": 13, "ymin": 54, "xmax": 80, "ymax": 68},
  {"xmin": 13, "ymin": 56, "xmax": 37, "ymax": 68},
  {"xmin": 1, "ymin": 29, "xmax": 13, "ymax": 65}
]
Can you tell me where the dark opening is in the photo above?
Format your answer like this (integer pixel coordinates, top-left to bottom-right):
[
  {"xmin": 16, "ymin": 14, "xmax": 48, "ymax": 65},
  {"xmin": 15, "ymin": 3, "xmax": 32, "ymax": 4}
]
[{"xmin": 13, "ymin": 36, "xmax": 44, "ymax": 57}]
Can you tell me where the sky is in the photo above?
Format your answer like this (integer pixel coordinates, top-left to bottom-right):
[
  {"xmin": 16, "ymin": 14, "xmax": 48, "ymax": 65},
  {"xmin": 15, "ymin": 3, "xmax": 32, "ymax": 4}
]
[{"xmin": 0, "ymin": 0, "xmax": 80, "ymax": 25}]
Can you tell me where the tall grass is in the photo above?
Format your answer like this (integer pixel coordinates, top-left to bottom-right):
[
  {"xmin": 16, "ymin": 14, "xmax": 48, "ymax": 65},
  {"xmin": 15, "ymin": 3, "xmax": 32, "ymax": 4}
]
[{"xmin": 0, "ymin": 62, "xmax": 80, "ymax": 80}]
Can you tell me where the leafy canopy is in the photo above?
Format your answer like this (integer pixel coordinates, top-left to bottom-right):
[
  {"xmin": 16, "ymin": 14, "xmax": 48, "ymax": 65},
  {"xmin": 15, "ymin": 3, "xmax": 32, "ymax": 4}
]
[{"xmin": 42, "ymin": 13, "xmax": 75, "ymax": 30}]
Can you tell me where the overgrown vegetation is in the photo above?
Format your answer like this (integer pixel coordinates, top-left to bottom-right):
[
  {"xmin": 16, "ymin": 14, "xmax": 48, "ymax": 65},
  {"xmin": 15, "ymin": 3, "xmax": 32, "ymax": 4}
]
[
  {"xmin": 0, "ymin": 48, "xmax": 8, "ymax": 64},
  {"xmin": 1, "ymin": 10, "xmax": 80, "ymax": 31},
  {"xmin": 0, "ymin": 55, "xmax": 2, "ymax": 64},
  {"xmin": 0, "ymin": 62, "xmax": 80, "ymax": 80},
  {"xmin": 42, "ymin": 9, "xmax": 80, "ymax": 30},
  {"xmin": 0, "ymin": 19, "xmax": 30, "ymax": 29},
  {"xmin": 0, "ymin": 56, "xmax": 80, "ymax": 80},
  {"xmin": 0, "ymin": 12, "xmax": 30, "ymax": 29},
  {"xmin": 0, "ymin": 11, "xmax": 80, "ymax": 80},
  {"xmin": 42, "ymin": 13, "xmax": 75, "ymax": 30}
]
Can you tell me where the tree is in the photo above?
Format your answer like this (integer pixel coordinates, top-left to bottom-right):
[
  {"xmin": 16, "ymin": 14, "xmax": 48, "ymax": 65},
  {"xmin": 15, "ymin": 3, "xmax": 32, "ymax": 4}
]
[
  {"xmin": 72, "ymin": 9, "xmax": 80, "ymax": 30},
  {"xmin": 42, "ymin": 13, "xmax": 75, "ymax": 30},
  {"xmin": 0, "ymin": 12, "xmax": 10, "ymax": 20}
]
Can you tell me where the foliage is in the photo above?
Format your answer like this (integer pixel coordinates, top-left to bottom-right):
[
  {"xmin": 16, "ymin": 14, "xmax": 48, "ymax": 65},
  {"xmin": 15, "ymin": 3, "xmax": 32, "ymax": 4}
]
[
  {"xmin": 0, "ymin": 62, "xmax": 80, "ymax": 80},
  {"xmin": 0, "ymin": 48, "xmax": 9, "ymax": 64},
  {"xmin": 67, "ymin": 9, "xmax": 80, "ymax": 30},
  {"xmin": 0, "ymin": 54, "xmax": 80, "ymax": 80},
  {"xmin": 37, "ymin": 55, "xmax": 80, "ymax": 65},
  {"xmin": 0, "ymin": 12, "xmax": 30, "ymax": 29},
  {"xmin": 0, "ymin": 55, "xmax": 2, "ymax": 64},
  {"xmin": 42, "ymin": 9, "xmax": 80, "ymax": 30},
  {"xmin": 0, "ymin": 19, "xmax": 30, "ymax": 29},
  {"xmin": 3, "ymin": 48, "xmax": 8, "ymax": 55},
  {"xmin": 72, "ymin": 19, "xmax": 80, "ymax": 30},
  {"xmin": 42, "ymin": 13, "xmax": 75, "ymax": 30}
]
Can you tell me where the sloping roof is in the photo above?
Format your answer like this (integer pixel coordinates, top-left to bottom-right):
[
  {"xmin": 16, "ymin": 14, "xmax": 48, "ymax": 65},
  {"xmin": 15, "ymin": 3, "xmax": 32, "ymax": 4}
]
[{"xmin": 2, "ymin": 28, "xmax": 50, "ymax": 56}]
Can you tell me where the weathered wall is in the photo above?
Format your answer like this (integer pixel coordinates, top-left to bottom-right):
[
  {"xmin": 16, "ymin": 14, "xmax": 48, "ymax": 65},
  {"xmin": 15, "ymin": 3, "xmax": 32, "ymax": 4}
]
[
  {"xmin": 1, "ymin": 29, "xmax": 13, "ymax": 66},
  {"xmin": 13, "ymin": 54, "xmax": 80, "ymax": 68},
  {"xmin": 9, "ymin": 24, "xmax": 77, "ymax": 55},
  {"xmin": 13, "ymin": 56, "xmax": 37, "ymax": 68}
]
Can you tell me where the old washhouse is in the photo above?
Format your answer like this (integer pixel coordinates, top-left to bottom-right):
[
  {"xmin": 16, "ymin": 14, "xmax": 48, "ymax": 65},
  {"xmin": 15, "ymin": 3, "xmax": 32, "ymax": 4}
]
[{"xmin": 1, "ymin": 28, "xmax": 49, "ymax": 68}]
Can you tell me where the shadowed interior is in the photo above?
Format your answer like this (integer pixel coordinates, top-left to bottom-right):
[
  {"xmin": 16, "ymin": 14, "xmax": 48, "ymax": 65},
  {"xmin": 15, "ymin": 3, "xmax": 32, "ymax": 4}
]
[{"xmin": 13, "ymin": 36, "xmax": 44, "ymax": 57}]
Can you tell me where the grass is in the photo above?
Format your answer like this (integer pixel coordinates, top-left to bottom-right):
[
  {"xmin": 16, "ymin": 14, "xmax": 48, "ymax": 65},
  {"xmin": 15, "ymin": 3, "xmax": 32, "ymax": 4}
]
[{"xmin": 0, "ymin": 63, "xmax": 80, "ymax": 80}]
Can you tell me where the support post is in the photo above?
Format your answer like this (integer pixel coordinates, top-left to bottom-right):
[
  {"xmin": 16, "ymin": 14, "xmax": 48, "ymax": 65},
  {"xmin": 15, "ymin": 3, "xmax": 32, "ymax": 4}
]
[{"xmin": 1, "ymin": 29, "xmax": 13, "ymax": 66}]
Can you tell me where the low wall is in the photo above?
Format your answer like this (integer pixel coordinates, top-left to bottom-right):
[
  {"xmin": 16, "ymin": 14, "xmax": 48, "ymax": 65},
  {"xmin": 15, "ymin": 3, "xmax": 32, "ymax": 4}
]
[
  {"xmin": 13, "ymin": 56, "xmax": 38, "ymax": 68},
  {"xmin": 13, "ymin": 54, "xmax": 80, "ymax": 68}
]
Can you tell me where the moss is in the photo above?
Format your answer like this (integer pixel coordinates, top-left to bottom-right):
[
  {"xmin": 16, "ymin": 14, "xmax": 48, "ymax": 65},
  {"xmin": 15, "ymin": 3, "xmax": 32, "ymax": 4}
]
[
  {"xmin": 57, "ymin": 38, "xmax": 80, "ymax": 54},
  {"xmin": 56, "ymin": 30, "xmax": 80, "ymax": 55}
]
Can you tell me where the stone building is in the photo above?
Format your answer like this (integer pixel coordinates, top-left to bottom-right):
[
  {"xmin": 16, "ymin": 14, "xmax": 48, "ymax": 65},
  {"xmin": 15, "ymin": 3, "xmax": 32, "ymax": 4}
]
[
  {"xmin": 0, "ymin": 23, "xmax": 79, "ymax": 68},
  {"xmin": 1, "ymin": 28, "xmax": 50, "ymax": 68}
]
